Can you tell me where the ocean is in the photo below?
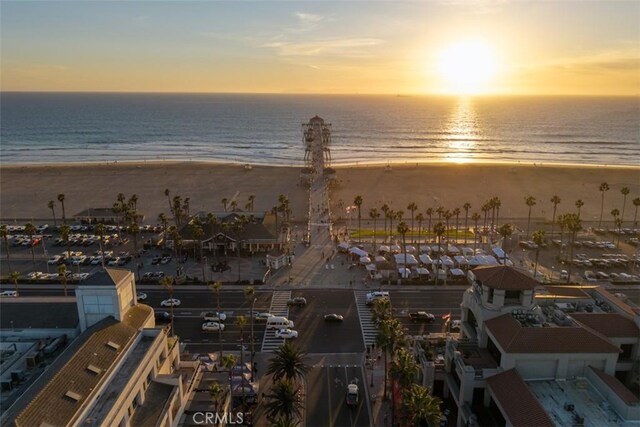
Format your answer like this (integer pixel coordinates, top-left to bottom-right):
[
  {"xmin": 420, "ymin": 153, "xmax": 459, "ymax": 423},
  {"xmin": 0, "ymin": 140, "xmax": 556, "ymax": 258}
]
[{"xmin": 1, "ymin": 93, "xmax": 638, "ymax": 166}]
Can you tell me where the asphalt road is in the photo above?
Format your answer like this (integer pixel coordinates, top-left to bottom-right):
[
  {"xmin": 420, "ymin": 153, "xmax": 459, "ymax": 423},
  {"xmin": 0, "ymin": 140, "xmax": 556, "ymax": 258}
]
[{"xmin": 306, "ymin": 364, "xmax": 370, "ymax": 427}]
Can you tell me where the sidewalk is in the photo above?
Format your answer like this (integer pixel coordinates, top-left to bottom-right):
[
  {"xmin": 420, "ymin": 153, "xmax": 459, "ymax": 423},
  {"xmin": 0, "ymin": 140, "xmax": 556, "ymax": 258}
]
[{"xmin": 364, "ymin": 351, "xmax": 392, "ymax": 427}]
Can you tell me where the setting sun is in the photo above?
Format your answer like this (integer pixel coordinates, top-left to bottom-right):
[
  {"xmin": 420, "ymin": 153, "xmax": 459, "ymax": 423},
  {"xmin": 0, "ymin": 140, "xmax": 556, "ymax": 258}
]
[{"xmin": 438, "ymin": 41, "xmax": 498, "ymax": 94}]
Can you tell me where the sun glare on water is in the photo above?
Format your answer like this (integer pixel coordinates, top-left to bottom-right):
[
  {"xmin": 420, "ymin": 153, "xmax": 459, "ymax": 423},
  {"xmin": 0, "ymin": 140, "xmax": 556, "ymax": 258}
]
[{"xmin": 438, "ymin": 40, "xmax": 498, "ymax": 94}]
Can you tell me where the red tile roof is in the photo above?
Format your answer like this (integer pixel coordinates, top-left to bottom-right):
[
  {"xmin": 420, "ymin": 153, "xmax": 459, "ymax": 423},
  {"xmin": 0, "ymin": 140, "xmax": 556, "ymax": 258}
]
[
  {"xmin": 472, "ymin": 265, "xmax": 538, "ymax": 290},
  {"xmin": 590, "ymin": 288, "xmax": 637, "ymax": 317},
  {"xmin": 486, "ymin": 369, "xmax": 555, "ymax": 427},
  {"xmin": 571, "ymin": 313, "xmax": 640, "ymax": 338},
  {"xmin": 485, "ymin": 314, "xmax": 620, "ymax": 354},
  {"xmin": 589, "ymin": 367, "xmax": 640, "ymax": 405}
]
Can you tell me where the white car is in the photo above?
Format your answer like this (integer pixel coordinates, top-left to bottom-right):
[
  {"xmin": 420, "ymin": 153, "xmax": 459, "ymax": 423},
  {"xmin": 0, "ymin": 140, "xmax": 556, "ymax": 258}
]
[
  {"xmin": 255, "ymin": 312, "xmax": 274, "ymax": 322},
  {"xmin": 47, "ymin": 255, "xmax": 62, "ymax": 265},
  {"xmin": 160, "ymin": 298, "xmax": 181, "ymax": 307},
  {"xmin": 0, "ymin": 290, "xmax": 18, "ymax": 297},
  {"xmin": 275, "ymin": 328, "xmax": 298, "ymax": 339},
  {"xmin": 202, "ymin": 311, "xmax": 227, "ymax": 322},
  {"xmin": 136, "ymin": 292, "xmax": 148, "ymax": 301},
  {"xmin": 202, "ymin": 322, "xmax": 225, "ymax": 332}
]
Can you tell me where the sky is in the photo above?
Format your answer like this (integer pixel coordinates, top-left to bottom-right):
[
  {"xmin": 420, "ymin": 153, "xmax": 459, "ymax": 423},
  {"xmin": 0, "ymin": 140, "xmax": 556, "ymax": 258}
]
[{"xmin": 1, "ymin": 1, "xmax": 639, "ymax": 95}]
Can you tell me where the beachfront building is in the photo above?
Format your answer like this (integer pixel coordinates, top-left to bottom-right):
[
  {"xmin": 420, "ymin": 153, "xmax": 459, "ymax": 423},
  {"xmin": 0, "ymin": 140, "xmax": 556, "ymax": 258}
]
[
  {"xmin": 419, "ymin": 265, "xmax": 640, "ymax": 426},
  {"xmin": 73, "ymin": 207, "xmax": 145, "ymax": 224},
  {"xmin": 173, "ymin": 211, "xmax": 287, "ymax": 255},
  {"xmin": 1, "ymin": 268, "xmax": 197, "ymax": 427}
]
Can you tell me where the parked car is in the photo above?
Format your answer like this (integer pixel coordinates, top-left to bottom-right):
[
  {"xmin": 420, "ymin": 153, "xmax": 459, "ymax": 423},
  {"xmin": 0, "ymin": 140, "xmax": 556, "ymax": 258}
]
[
  {"xmin": 202, "ymin": 311, "xmax": 227, "ymax": 322},
  {"xmin": 324, "ymin": 314, "xmax": 344, "ymax": 322},
  {"xmin": 47, "ymin": 255, "xmax": 63, "ymax": 265},
  {"xmin": 151, "ymin": 256, "xmax": 161, "ymax": 265},
  {"xmin": 346, "ymin": 384, "xmax": 359, "ymax": 407},
  {"xmin": 275, "ymin": 328, "xmax": 298, "ymax": 339},
  {"xmin": 136, "ymin": 292, "xmax": 148, "ymax": 301},
  {"xmin": 155, "ymin": 311, "xmax": 172, "ymax": 322},
  {"xmin": 0, "ymin": 290, "xmax": 18, "ymax": 297},
  {"xmin": 409, "ymin": 311, "xmax": 435, "ymax": 323},
  {"xmin": 160, "ymin": 256, "xmax": 172, "ymax": 265},
  {"xmin": 160, "ymin": 298, "xmax": 181, "ymax": 307},
  {"xmin": 254, "ymin": 312, "xmax": 274, "ymax": 322},
  {"xmin": 287, "ymin": 297, "xmax": 307, "ymax": 307},
  {"xmin": 202, "ymin": 322, "xmax": 225, "ymax": 332}
]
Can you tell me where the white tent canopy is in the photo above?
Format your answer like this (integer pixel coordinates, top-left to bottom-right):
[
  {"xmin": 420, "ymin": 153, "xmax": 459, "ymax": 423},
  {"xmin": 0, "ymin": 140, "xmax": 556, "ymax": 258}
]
[
  {"xmin": 349, "ymin": 247, "xmax": 369, "ymax": 257},
  {"xmin": 419, "ymin": 254, "xmax": 433, "ymax": 265},
  {"xmin": 448, "ymin": 245, "xmax": 460, "ymax": 254},
  {"xmin": 450, "ymin": 268, "xmax": 465, "ymax": 277},
  {"xmin": 439, "ymin": 256, "xmax": 454, "ymax": 267},
  {"xmin": 405, "ymin": 245, "xmax": 417, "ymax": 253},
  {"xmin": 375, "ymin": 255, "xmax": 387, "ymax": 263},
  {"xmin": 419, "ymin": 245, "xmax": 431, "ymax": 253},
  {"xmin": 390, "ymin": 244, "xmax": 402, "ymax": 253},
  {"xmin": 395, "ymin": 253, "xmax": 419, "ymax": 266},
  {"xmin": 378, "ymin": 245, "xmax": 390, "ymax": 253},
  {"xmin": 360, "ymin": 256, "xmax": 372, "ymax": 265},
  {"xmin": 337, "ymin": 242, "xmax": 350, "ymax": 250},
  {"xmin": 454, "ymin": 256, "xmax": 469, "ymax": 266},
  {"xmin": 415, "ymin": 267, "xmax": 431, "ymax": 276},
  {"xmin": 366, "ymin": 263, "xmax": 377, "ymax": 271},
  {"xmin": 398, "ymin": 267, "xmax": 411, "ymax": 278}
]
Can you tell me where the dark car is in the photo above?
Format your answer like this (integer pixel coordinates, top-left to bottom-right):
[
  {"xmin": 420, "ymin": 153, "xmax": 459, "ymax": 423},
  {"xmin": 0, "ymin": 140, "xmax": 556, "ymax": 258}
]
[
  {"xmin": 287, "ymin": 297, "xmax": 307, "ymax": 307},
  {"xmin": 409, "ymin": 311, "xmax": 435, "ymax": 323},
  {"xmin": 324, "ymin": 314, "xmax": 344, "ymax": 322},
  {"xmin": 155, "ymin": 311, "xmax": 173, "ymax": 322},
  {"xmin": 151, "ymin": 256, "xmax": 161, "ymax": 265},
  {"xmin": 82, "ymin": 256, "xmax": 94, "ymax": 266}
]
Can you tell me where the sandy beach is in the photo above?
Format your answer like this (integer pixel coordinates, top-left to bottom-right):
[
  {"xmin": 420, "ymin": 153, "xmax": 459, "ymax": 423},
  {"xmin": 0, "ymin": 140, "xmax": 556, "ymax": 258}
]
[{"xmin": 1, "ymin": 161, "xmax": 638, "ymax": 225}]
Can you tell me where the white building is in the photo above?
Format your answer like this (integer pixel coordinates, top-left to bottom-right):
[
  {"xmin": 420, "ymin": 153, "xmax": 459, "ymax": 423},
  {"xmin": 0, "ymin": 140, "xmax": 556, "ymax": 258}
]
[
  {"xmin": 421, "ymin": 265, "xmax": 640, "ymax": 426},
  {"xmin": 2, "ymin": 268, "xmax": 198, "ymax": 427}
]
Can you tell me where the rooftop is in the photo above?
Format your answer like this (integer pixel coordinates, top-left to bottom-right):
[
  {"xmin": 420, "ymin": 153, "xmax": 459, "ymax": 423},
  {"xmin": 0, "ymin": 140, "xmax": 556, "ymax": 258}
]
[
  {"xmin": 484, "ymin": 314, "xmax": 620, "ymax": 354},
  {"xmin": 528, "ymin": 377, "xmax": 624, "ymax": 426},
  {"xmin": 80, "ymin": 267, "xmax": 131, "ymax": 287},
  {"xmin": 471, "ymin": 265, "xmax": 538, "ymax": 291},
  {"xmin": 0, "ymin": 298, "xmax": 78, "ymax": 329},
  {"xmin": 83, "ymin": 333, "xmax": 160, "ymax": 423},
  {"xmin": 14, "ymin": 304, "xmax": 152, "ymax": 427},
  {"xmin": 571, "ymin": 313, "xmax": 640, "ymax": 338},
  {"xmin": 485, "ymin": 369, "xmax": 554, "ymax": 427},
  {"xmin": 589, "ymin": 367, "xmax": 640, "ymax": 406},
  {"xmin": 129, "ymin": 381, "xmax": 175, "ymax": 427}
]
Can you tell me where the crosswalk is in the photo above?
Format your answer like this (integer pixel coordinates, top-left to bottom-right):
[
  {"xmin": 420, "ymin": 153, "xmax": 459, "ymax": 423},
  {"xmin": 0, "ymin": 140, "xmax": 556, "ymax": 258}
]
[
  {"xmin": 354, "ymin": 290, "xmax": 380, "ymax": 347},
  {"xmin": 261, "ymin": 290, "xmax": 291, "ymax": 352}
]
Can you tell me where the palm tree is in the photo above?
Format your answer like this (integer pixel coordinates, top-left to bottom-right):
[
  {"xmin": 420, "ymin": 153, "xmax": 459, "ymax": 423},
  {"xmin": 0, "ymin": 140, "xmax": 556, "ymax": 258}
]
[
  {"xmin": 157, "ymin": 213, "xmax": 169, "ymax": 248},
  {"xmin": 24, "ymin": 223, "xmax": 37, "ymax": 272},
  {"xmin": 557, "ymin": 213, "xmax": 568, "ymax": 256},
  {"xmin": 10, "ymin": 271, "xmax": 20, "ymax": 294},
  {"xmin": 271, "ymin": 206, "xmax": 280, "ymax": 237},
  {"xmin": 267, "ymin": 341, "xmax": 310, "ymax": 383},
  {"xmin": 497, "ymin": 223, "xmax": 514, "ymax": 265},
  {"xmin": 48, "ymin": 201, "xmax": 57, "ymax": 228},
  {"xmin": 183, "ymin": 197, "xmax": 191, "ymax": 219},
  {"xmin": 95, "ymin": 223, "xmax": 106, "ymax": 268},
  {"xmin": 620, "ymin": 187, "xmax": 630, "ymax": 226},
  {"xmin": 531, "ymin": 230, "xmax": 546, "ymax": 279},
  {"xmin": 611, "ymin": 209, "xmax": 621, "ymax": 246},
  {"xmin": 452, "ymin": 207, "xmax": 461, "ymax": 243},
  {"xmin": 381, "ymin": 204, "xmax": 390, "ymax": 237},
  {"xmin": 57, "ymin": 193, "xmax": 67, "ymax": 224},
  {"xmin": 443, "ymin": 210, "xmax": 452, "ymax": 242},
  {"xmin": 164, "ymin": 188, "xmax": 175, "ymax": 220},
  {"xmin": 232, "ymin": 217, "xmax": 247, "ymax": 282},
  {"xmin": 210, "ymin": 281, "xmax": 223, "ymax": 359},
  {"xmin": 354, "ymin": 195, "xmax": 363, "ymax": 243},
  {"xmin": 462, "ymin": 203, "xmax": 471, "ymax": 244},
  {"xmin": 407, "ymin": 202, "xmax": 418, "ymax": 242},
  {"xmin": 494, "ymin": 197, "xmax": 502, "ymax": 229},
  {"xmin": 390, "ymin": 347, "xmax": 419, "ymax": 390},
  {"xmin": 127, "ymin": 219, "xmax": 141, "ymax": 279},
  {"xmin": 245, "ymin": 286, "xmax": 256, "ymax": 379},
  {"xmin": 425, "ymin": 208, "xmax": 433, "ymax": 241},
  {"xmin": 58, "ymin": 264, "xmax": 69, "ymax": 296},
  {"xmin": 370, "ymin": 298, "xmax": 392, "ymax": 325},
  {"xmin": 128, "ymin": 194, "xmax": 138, "ymax": 211},
  {"xmin": 221, "ymin": 353, "xmax": 237, "ymax": 394},
  {"xmin": 160, "ymin": 276, "xmax": 176, "ymax": 335},
  {"xmin": 269, "ymin": 418, "xmax": 298, "ymax": 427},
  {"xmin": 598, "ymin": 182, "xmax": 610, "ymax": 228},
  {"xmin": 1, "ymin": 225, "xmax": 12, "ymax": 272},
  {"xmin": 397, "ymin": 222, "xmax": 409, "ymax": 284},
  {"xmin": 436, "ymin": 206, "xmax": 444, "ymax": 222},
  {"xmin": 369, "ymin": 208, "xmax": 380, "ymax": 253},
  {"xmin": 230, "ymin": 200, "xmax": 238, "ymax": 212},
  {"xmin": 209, "ymin": 382, "xmax": 224, "ymax": 412},
  {"xmin": 433, "ymin": 222, "xmax": 446, "ymax": 286},
  {"xmin": 565, "ymin": 213, "xmax": 582, "ymax": 282},
  {"xmin": 481, "ymin": 203, "xmax": 490, "ymax": 239},
  {"xmin": 471, "ymin": 213, "xmax": 481, "ymax": 252},
  {"xmin": 524, "ymin": 196, "xmax": 537, "ymax": 238},
  {"xmin": 400, "ymin": 384, "xmax": 443, "ymax": 427},
  {"xmin": 236, "ymin": 315, "xmax": 248, "ymax": 404},
  {"xmin": 376, "ymin": 318, "xmax": 405, "ymax": 400},
  {"xmin": 575, "ymin": 199, "xmax": 584, "ymax": 219},
  {"xmin": 415, "ymin": 213, "xmax": 425, "ymax": 245},
  {"xmin": 221, "ymin": 197, "xmax": 229, "ymax": 212},
  {"xmin": 387, "ymin": 209, "xmax": 396, "ymax": 241},
  {"xmin": 550, "ymin": 195, "xmax": 561, "ymax": 238},
  {"xmin": 59, "ymin": 224, "xmax": 72, "ymax": 268},
  {"xmin": 264, "ymin": 379, "xmax": 303, "ymax": 423},
  {"xmin": 248, "ymin": 194, "xmax": 256, "ymax": 211},
  {"xmin": 633, "ymin": 197, "xmax": 640, "ymax": 227}
]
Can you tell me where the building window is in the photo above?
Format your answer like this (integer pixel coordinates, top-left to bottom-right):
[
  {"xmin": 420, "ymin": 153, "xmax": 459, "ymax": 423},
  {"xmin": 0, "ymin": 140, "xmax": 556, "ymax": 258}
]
[
  {"xmin": 504, "ymin": 290, "xmax": 521, "ymax": 304},
  {"xmin": 620, "ymin": 344, "xmax": 633, "ymax": 360},
  {"xmin": 487, "ymin": 288, "xmax": 494, "ymax": 304}
]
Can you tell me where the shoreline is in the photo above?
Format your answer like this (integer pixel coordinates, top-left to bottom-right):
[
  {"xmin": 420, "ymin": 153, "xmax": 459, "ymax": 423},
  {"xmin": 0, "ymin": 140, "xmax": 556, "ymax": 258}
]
[{"xmin": 2, "ymin": 158, "xmax": 639, "ymax": 171}]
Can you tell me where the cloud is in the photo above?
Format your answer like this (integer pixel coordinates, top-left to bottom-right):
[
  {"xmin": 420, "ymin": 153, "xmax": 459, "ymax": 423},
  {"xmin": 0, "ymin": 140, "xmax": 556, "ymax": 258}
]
[
  {"xmin": 295, "ymin": 12, "xmax": 323, "ymax": 25},
  {"xmin": 262, "ymin": 38, "xmax": 384, "ymax": 57},
  {"xmin": 551, "ymin": 51, "xmax": 640, "ymax": 75}
]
